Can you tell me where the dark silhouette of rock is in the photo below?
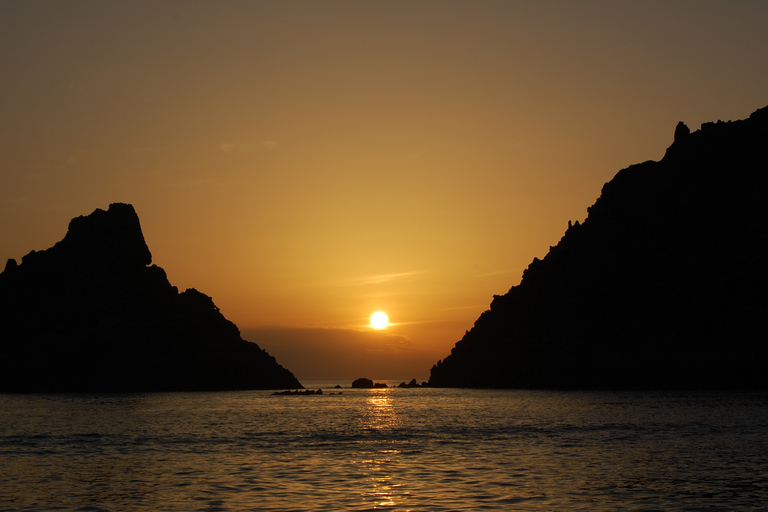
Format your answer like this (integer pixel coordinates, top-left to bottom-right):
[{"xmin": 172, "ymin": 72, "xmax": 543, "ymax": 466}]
[
  {"xmin": 429, "ymin": 106, "xmax": 768, "ymax": 390},
  {"xmin": 273, "ymin": 389, "xmax": 323, "ymax": 396},
  {"xmin": 397, "ymin": 378, "xmax": 422, "ymax": 388},
  {"xmin": 0, "ymin": 203, "xmax": 302, "ymax": 392},
  {"xmin": 351, "ymin": 377, "xmax": 389, "ymax": 388},
  {"xmin": 351, "ymin": 378, "xmax": 374, "ymax": 388},
  {"xmin": 674, "ymin": 121, "xmax": 690, "ymax": 142}
]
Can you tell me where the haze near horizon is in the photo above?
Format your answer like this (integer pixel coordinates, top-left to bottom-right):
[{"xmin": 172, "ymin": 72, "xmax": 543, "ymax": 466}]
[{"xmin": 1, "ymin": 1, "xmax": 766, "ymax": 381}]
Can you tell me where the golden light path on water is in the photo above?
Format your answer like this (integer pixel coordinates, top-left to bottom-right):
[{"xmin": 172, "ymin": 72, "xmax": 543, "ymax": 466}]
[
  {"xmin": 360, "ymin": 388, "xmax": 401, "ymax": 508},
  {"xmin": 4, "ymin": 390, "xmax": 767, "ymax": 510}
]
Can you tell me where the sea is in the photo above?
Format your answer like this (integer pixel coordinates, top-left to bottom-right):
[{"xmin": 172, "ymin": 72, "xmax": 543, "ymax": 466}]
[{"xmin": 1, "ymin": 383, "xmax": 767, "ymax": 511}]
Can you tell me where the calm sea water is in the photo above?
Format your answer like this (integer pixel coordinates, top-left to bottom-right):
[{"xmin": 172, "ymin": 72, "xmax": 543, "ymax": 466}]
[{"xmin": 1, "ymin": 384, "xmax": 767, "ymax": 511}]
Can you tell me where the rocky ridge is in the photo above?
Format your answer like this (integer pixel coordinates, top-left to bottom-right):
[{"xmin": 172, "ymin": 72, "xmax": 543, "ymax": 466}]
[
  {"xmin": 0, "ymin": 203, "xmax": 302, "ymax": 392},
  {"xmin": 428, "ymin": 106, "xmax": 768, "ymax": 389}
]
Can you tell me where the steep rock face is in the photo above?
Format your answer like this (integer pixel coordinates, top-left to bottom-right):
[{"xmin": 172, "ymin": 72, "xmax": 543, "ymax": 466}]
[
  {"xmin": 429, "ymin": 106, "xmax": 768, "ymax": 389},
  {"xmin": 0, "ymin": 203, "xmax": 302, "ymax": 392}
]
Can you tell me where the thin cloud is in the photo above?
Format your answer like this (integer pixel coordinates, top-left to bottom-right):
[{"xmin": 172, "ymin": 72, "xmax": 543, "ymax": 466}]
[
  {"xmin": 357, "ymin": 290, "xmax": 428, "ymax": 299},
  {"xmin": 218, "ymin": 143, "xmax": 242, "ymax": 153},
  {"xmin": 349, "ymin": 270, "xmax": 427, "ymax": 286},
  {"xmin": 473, "ymin": 269, "xmax": 516, "ymax": 279},
  {"xmin": 304, "ymin": 270, "xmax": 428, "ymax": 289},
  {"xmin": 435, "ymin": 304, "xmax": 488, "ymax": 312}
]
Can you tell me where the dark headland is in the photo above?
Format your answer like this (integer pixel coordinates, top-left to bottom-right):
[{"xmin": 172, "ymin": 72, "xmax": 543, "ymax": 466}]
[
  {"xmin": 0, "ymin": 203, "xmax": 302, "ymax": 392},
  {"xmin": 429, "ymin": 106, "xmax": 768, "ymax": 390}
]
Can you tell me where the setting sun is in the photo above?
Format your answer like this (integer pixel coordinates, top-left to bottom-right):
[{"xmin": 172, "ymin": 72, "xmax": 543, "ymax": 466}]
[{"xmin": 370, "ymin": 312, "xmax": 389, "ymax": 329}]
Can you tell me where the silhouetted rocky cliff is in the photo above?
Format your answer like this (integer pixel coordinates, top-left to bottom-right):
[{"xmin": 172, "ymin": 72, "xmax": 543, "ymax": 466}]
[
  {"xmin": 429, "ymin": 106, "xmax": 768, "ymax": 389},
  {"xmin": 0, "ymin": 203, "xmax": 302, "ymax": 392}
]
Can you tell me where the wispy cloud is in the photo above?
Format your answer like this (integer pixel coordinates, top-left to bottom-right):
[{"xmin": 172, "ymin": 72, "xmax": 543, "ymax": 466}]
[
  {"xmin": 435, "ymin": 304, "xmax": 488, "ymax": 312},
  {"xmin": 357, "ymin": 291, "xmax": 427, "ymax": 299},
  {"xmin": 473, "ymin": 269, "xmax": 516, "ymax": 279},
  {"xmin": 350, "ymin": 271, "xmax": 426, "ymax": 286},
  {"xmin": 300, "ymin": 270, "xmax": 427, "ymax": 290},
  {"xmin": 218, "ymin": 143, "xmax": 243, "ymax": 153}
]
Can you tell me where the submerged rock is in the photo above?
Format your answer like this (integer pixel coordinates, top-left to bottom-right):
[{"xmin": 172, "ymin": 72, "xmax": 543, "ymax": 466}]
[{"xmin": 0, "ymin": 203, "xmax": 302, "ymax": 392}]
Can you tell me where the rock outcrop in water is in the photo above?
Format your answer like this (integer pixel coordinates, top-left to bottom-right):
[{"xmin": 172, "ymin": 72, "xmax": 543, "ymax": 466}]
[
  {"xmin": 351, "ymin": 378, "xmax": 389, "ymax": 388},
  {"xmin": 0, "ymin": 203, "xmax": 302, "ymax": 392},
  {"xmin": 429, "ymin": 106, "xmax": 768, "ymax": 390}
]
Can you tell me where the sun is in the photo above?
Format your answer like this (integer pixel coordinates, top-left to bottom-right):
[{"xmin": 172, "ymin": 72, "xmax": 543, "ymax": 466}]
[{"xmin": 370, "ymin": 311, "xmax": 389, "ymax": 329}]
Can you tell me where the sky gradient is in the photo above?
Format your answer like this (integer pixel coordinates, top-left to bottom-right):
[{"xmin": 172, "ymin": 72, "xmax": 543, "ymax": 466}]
[{"xmin": 2, "ymin": 1, "xmax": 767, "ymax": 381}]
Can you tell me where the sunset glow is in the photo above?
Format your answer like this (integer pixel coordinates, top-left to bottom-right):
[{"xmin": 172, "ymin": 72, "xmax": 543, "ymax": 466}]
[
  {"xmin": 370, "ymin": 312, "xmax": 389, "ymax": 330},
  {"xmin": 1, "ymin": 1, "xmax": 766, "ymax": 381}
]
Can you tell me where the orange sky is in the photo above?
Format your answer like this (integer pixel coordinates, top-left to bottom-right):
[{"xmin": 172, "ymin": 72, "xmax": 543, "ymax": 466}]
[{"xmin": 1, "ymin": 1, "xmax": 767, "ymax": 382}]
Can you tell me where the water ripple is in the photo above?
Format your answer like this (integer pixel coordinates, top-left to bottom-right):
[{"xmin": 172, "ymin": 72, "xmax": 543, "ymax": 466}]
[{"xmin": 1, "ymin": 389, "xmax": 767, "ymax": 511}]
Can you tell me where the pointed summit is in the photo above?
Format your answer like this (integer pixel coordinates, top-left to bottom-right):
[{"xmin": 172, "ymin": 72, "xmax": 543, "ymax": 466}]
[
  {"xmin": 673, "ymin": 121, "xmax": 690, "ymax": 142},
  {"xmin": 0, "ymin": 204, "xmax": 302, "ymax": 392},
  {"xmin": 8, "ymin": 203, "xmax": 152, "ymax": 280},
  {"xmin": 58, "ymin": 202, "xmax": 152, "ymax": 268}
]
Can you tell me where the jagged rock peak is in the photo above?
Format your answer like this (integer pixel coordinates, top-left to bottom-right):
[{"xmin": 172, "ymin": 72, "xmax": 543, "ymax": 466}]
[
  {"xmin": 673, "ymin": 121, "xmax": 690, "ymax": 142},
  {"xmin": 53, "ymin": 202, "xmax": 153, "ymax": 268},
  {"xmin": 0, "ymin": 203, "xmax": 303, "ymax": 392},
  {"xmin": 428, "ymin": 105, "xmax": 768, "ymax": 390}
]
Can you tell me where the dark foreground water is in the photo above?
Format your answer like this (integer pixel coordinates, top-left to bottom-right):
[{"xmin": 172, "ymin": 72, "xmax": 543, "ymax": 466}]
[{"xmin": 1, "ymin": 385, "xmax": 767, "ymax": 511}]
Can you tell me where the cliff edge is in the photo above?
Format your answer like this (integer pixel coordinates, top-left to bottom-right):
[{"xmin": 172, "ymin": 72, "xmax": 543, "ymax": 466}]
[
  {"xmin": 0, "ymin": 203, "xmax": 302, "ymax": 392},
  {"xmin": 429, "ymin": 106, "xmax": 768, "ymax": 389}
]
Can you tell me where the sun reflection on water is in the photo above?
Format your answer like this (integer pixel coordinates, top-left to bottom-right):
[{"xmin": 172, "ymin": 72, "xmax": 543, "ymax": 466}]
[
  {"xmin": 3, "ymin": 391, "xmax": 767, "ymax": 510},
  {"xmin": 356, "ymin": 388, "xmax": 407, "ymax": 508},
  {"xmin": 361, "ymin": 388, "xmax": 401, "ymax": 432}
]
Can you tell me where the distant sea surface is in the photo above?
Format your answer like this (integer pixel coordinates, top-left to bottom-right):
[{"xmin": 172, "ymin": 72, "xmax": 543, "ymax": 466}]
[{"xmin": 2, "ymin": 384, "xmax": 767, "ymax": 511}]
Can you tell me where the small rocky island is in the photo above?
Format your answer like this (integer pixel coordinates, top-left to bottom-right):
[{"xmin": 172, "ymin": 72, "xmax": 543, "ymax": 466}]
[
  {"xmin": 351, "ymin": 378, "xmax": 427, "ymax": 388},
  {"xmin": 351, "ymin": 378, "xmax": 389, "ymax": 388},
  {"xmin": 0, "ymin": 203, "xmax": 302, "ymax": 392},
  {"xmin": 429, "ymin": 106, "xmax": 768, "ymax": 390}
]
